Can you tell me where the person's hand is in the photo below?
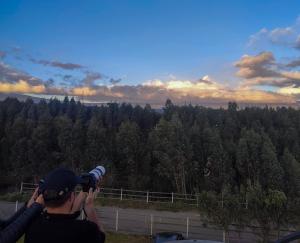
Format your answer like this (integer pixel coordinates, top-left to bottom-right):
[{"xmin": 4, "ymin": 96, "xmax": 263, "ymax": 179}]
[
  {"xmin": 84, "ymin": 188, "xmax": 103, "ymax": 231},
  {"xmin": 27, "ymin": 188, "xmax": 45, "ymax": 208},
  {"xmin": 84, "ymin": 188, "xmax": 95, "ymax": 210},
  {"xmin": 35, "ymin": 194, "xmax": 44, "ymax": 206},
  {"xmin": 71, "ymin": 191, "xmax": 88, "ymax": 213},
  {"xmin": 27, "ymin": 188, "xmax": 39, "ymax": 208}
]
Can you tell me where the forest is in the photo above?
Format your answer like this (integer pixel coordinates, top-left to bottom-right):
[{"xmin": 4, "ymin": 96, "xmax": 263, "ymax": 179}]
[
  {"xmin": 0, "ymin": 97, "xmax": 299, "ymax": 194},
  {"xmin": 1, "ymin": 97, "xmax": 300, "ymax": 240}
]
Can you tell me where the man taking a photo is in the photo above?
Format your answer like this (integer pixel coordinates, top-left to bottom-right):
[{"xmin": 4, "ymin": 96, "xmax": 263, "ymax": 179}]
[{"xmin": 24, "ymin": 168, "xmax": 105, "ymax": 243}]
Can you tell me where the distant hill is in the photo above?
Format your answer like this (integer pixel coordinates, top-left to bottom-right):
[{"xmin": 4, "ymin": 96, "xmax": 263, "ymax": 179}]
[{"xmin": 0, "ymin": 93, "xmax": 42, "ymax": 102}]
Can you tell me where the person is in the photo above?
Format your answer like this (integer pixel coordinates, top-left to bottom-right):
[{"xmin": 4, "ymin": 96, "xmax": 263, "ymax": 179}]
[
  {"xmin": 0, "ymin": 188, "xmax": 44, "ymax": 243},
  {"xmin": 24, "ymin": 168, "xmax": 105, "ymax": 243}
]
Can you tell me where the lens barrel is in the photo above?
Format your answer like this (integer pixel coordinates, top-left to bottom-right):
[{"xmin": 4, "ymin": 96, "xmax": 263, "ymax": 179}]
[{"xmin": 89, "ymin": 166, "xmax": 106, "ymax": 182}]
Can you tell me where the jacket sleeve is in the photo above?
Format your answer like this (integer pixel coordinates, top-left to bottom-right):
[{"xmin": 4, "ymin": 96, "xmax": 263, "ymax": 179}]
[
  {"xmin": 0, "ymin": 203, "xmax": 27, "ymax": 230},
  {"xmin": 0, "ymin": 202, "xmax": 43, "ymax": 243}
]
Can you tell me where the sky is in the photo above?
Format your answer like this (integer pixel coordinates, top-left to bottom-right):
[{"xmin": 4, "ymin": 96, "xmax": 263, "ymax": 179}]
[{"xmin": 1, "ymin": 0, "xmax": 300, "ymax": 106}]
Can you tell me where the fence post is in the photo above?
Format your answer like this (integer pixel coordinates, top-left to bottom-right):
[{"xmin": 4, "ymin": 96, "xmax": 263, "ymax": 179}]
[
  {"xmin": 115, "ymin": 210, "xmax": 119, "ymax": 232},
  {"xmin": 15, "ymin": 201, "xmax": 18, "ymax": 212},
  {"xmin": 146, "ymin": 191, "xmax": 149, "ymax": 203},
  {"xmin": 196, "ymin": 194, "xmax": 199, "ymax": 207},
  {"xmin": 223, "ymin": 230, "xmax": 226, "ymax": 243},
  {"xmin": 186, "ymin": 217, "xmax": 189, "ymax": 238},
  {"xmin": 20, "ymin": 182, "xmax": 23, "ymax": 194},
  {"xmin": 120, "ymin": 188, "xmax": 123, "ymax": 201},
  {"xmin": 171, "ymin": 192, "xmax": 174, "ymax": 203},
  {"xmin": 150, "ymin": 214, "xmax": 153, "ymax": 235}
]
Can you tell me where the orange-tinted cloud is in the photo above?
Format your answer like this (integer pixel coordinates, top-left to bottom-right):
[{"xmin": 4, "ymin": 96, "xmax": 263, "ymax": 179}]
[
  {"xmin": 60, "ymin": 77, "xmax": 295, "ymax": 106},
  {"xmin": 0, "ymin": 80, "xmax": 46, "ymax": 93}
]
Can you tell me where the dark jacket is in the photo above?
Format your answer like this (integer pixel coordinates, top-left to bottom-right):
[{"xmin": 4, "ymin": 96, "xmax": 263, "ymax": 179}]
[
  {"xmin": 0, "ymin": 203, "xmax": 43, "ymax": 243},
  {"xmin": 24, "ymin": 211, "xmax": 105, "ymax": 243}
]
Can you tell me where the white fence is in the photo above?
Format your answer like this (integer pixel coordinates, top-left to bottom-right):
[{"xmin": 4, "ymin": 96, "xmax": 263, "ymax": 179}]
[{"xmin": 20, "ymin": 182, "xmax": 200, "ymax": 206}]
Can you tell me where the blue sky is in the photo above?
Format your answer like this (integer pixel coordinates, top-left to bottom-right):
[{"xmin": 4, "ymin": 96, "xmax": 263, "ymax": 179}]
[{"xmin": 1, "ymin": 0, "xmax": 300, "ymax": 106}]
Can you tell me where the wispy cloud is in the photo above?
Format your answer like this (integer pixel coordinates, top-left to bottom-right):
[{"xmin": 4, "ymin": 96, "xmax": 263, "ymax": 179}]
[
  {"xmin": 247, "ymin": 16, "xmax": 300, "ymax": 49},
  {"xmin": 109, "ymin": 78, "xmax": 122, "ymax": 85},
  {"xmin": 286, "ymin": 59, "xmax": 300, "ymax": 68},
  {"xmin": 0, "ymin": 51, "xmax": 6, "ymax": 59},
  {"xmin": 82, "ymin": 71, "xmax": 102, "ymax": 86},
  {"xmin": 29, "ymin": 58, "xmax": 84, "ymax": 70},
  {"xmin": 0, "ymin": 62, "xmax": 44, "ymax": 86}
]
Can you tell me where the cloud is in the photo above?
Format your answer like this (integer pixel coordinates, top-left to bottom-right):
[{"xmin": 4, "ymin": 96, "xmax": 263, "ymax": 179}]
[
  {"xmin": 82, "ymin": 72, "xmax": 102, "ymax": 86},
  {"xmin": 109, "ymin": 78, "xmax": 122, "ymax": 85},
  {"xmin": 234, "ymin": 51, "xmax": 300, "ymax": 89},
  {"xmin": 0, "ymin": 51, "xmax": 6, "ymax": 59},
  {"xmin": 0, "ymin": 63, "xmax": 294, "ymax": 105},
  {"xmin": 235, "ymin": 52, "xmax": 279, "ymax": 79},
  {"xmin": 247, "ymin": 17, "xmax": 300, "ymax": 50},
  {"xmin": 248, "ymin": 28, "xmax": 269, "ymax": 47},
  {"xmin": 61, "ymin": 77, "xmax": 294, "ymax": 106},
  {"xmin": 63, "ymin": 75, "xmax": 73, "ymax": 81},
  {"xmin": 30, "ymin": 58, "xmax": 84, "ymax": 70},
  {"xmin": 278, "ymin": 85, "xmax": 300, "ymax": 95},
  {"xmin": 0, "ymin": 46, "xmax": 297, "ymax": 106},
  {"xmin": 72, "ymin": 86, "xmax": 97, "ymax": 96},
  {"xmin": 286, "ymin": 59, "xmax": 300, "ymax": 68},
  {"xmin": 199, "ymin": 75, "xmax": 215, "ymax": 84},
  {"xmin": 0, "ymin": 62, "xmax": 44, "ymax": 86},
  {"xmin": 0, "ymin": 80, "xmax": 46, "ymax": 94}
]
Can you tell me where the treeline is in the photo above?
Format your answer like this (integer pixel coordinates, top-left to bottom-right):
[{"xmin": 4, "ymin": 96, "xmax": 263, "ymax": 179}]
[{"xmin": 0, "ymin": 97, "xmax": 299, "ymax": 196}]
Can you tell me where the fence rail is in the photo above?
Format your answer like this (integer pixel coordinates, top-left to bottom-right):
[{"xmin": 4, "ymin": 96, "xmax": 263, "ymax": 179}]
[{"xmin": 20, "ymin": 182, "xmax": 200, "ymax": 205}]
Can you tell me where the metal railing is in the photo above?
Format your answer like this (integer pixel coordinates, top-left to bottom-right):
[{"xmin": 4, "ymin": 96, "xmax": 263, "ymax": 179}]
[{"xmin": 20, "ymin": 182, "xmax": 199, "ymax": 205}]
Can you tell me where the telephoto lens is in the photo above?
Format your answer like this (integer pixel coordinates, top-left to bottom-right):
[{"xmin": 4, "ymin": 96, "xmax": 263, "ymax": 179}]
[
  {"xmin": 80, "ymin": 166, "xmax": 106, "ymax": 192},
  {"xmin": 89, "ymin": 166, "xmax": 106, "ymax": 182}
]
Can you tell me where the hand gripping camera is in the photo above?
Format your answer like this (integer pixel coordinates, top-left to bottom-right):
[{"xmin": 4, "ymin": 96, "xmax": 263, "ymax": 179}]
[{"xmin": 80, "ymin": 166, "xmax": 106, "ymax": 192}]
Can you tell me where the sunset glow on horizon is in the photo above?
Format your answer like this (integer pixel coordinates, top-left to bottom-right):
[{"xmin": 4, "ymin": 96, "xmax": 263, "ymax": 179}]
[{"xmin": 1, "ymin": 1, "xmax": 300, "ymax": 106}]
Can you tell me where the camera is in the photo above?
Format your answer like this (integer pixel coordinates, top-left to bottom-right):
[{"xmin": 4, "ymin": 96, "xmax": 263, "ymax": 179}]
[{"xmin": 80, "ymin": 166, "xmax": 106, "ymax": 192}]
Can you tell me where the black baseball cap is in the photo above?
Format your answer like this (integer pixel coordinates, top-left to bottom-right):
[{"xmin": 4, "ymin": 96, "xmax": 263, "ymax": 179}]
[{"xmin": 41, "ymin": 168, "xmax": 83, "ymax": 202}]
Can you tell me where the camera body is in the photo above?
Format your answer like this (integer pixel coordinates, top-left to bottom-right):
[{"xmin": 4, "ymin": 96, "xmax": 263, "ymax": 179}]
[{"xmin": 80, "ymin": 166, "xmax": 106, "ymax": 192}]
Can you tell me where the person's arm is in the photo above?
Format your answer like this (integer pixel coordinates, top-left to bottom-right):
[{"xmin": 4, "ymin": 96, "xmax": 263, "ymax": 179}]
[
  {"xmin": 0, "ymin": 188, "xmax": 38, "ymax": 230},
  {"xmin": 0, "ymin": 195, "xmax": 43, "ymax": 243},
  {"xmin": 0, "ymin": 204, "xmax": 27, "ymax": 230},
  {"xmin": 84, "ymin": 188, "xmax": 104, "ymax": 232}
]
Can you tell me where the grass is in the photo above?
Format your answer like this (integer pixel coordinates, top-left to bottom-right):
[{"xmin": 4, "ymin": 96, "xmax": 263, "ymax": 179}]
[
  {"xmin": 17, "ymin": 232, "xmax": 151, "ymax": 243},
  {"xmin": 95, "ymin": 197, "xmax": 198, "ymax": 212},
  {"xmin": 0, "ymin": 192, "xmax": 29, "ymax": 202},
  {"xmin": 106, "ymin": 232, "xmax": 151, "ymax": 243},
  {"xmin": 0, "ymin": 191, "xmax": 199, "ymax": 212}
]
